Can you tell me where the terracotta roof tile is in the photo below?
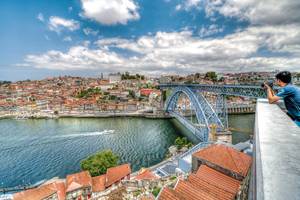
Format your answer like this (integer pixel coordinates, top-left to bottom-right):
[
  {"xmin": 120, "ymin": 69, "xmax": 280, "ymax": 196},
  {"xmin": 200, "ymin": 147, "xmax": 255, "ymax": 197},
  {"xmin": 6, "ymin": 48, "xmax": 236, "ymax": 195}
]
[
  {"xmin": 92, "ymin": 174, "xmax": 106, "ymax": 192},
  {"xmin": 13, "ymin": 183, "xmax": 57, "ymax": 200},
  {"xmin": 66, "ymin": 171, "xmax": 92, "ymax": 192},
  {"xmin": 105, "ymin": 164, "xmax": 131, "ymax": 187},
  {"xmin": 195, "ymin": 165, "xmax": 241, "ymax": 195},
  {"xmin": 48, "ymin": 181, "xmax": 66, "ymax": 200},
  {"xmin": 188, "ymin": 174, "xmax": 235, "ymax": 200},
  {"xmin": 134, "ymin": 168, "xmax": 159, "ymax": 180},
  {"xmin": 158, "ymin": 187, "xmax": 187, "ymax": 200},
  {"xmin": 175, "ymin": 180, "xmax": 219, "ymax": 200},
  {"xmin": 193, "ymin": 144, "xmax": 252, "ymax": 177},
  {"xmin": 139, "ymin": 194, "xmax": 155, "ymax": 200}
]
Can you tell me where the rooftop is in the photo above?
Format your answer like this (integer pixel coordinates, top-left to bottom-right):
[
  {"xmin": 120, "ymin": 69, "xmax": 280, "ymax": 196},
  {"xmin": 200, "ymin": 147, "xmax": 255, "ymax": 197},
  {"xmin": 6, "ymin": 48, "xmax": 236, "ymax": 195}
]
[
  {"xmin": 134, "ymin": 168, "xmax": 159, "ymax": 180},
  {"xmin": 195, "ymin": 165, "xmax": 241, "ymax": 196},
  {"xmin": 193, "ymin": 143, "xmax": 252, "ymax": 177},
  {"xmin": 175, "ymin": 180, "xmax": 216, "ymax": 200},
  {"xmin": 13, "ymin": 182, "xmax": 66, "ymax": 200},
  {"xmin": 66, "ymin": 171, "xmax": 92, "ymax": 192},
  {"xmin": 105, "ymin": 163, "xmax": 131, "ymax": 187},
  {"xmin": 92, "ymin": 175, "xmax": 106, "ymax": 193},
  {"xmin": 158, "ymin": 187, "xmax": 186, "ymax": 200}
]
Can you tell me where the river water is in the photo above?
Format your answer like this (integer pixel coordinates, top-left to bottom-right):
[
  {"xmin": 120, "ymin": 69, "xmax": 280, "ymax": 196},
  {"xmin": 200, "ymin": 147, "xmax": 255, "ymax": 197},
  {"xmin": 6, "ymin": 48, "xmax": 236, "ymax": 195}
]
[{"xmin": 0, "ymin": 114, "xmax": 253, "ymax": 188}]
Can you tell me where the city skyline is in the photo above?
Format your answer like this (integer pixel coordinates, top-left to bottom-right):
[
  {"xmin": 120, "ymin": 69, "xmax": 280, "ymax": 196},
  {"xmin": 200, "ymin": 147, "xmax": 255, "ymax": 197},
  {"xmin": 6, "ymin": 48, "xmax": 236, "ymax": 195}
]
[{"xmin": 1, "ymin": 0, "xmax": 300, "ymax": 81}]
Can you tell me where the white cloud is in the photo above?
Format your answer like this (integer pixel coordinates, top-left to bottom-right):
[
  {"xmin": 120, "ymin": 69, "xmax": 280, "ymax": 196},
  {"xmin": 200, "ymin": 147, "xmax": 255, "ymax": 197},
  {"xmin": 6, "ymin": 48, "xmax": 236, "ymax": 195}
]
[
  {"xmin": 83, "ymin": 27, "xmax": 99, "ymax": 36},
  {"xmin": 37, "ymin": 13, "xmax": 44, "ymax": 22},
  {"xmin": 185, "ymin": 0, "xmax": 201, "ymax": 9},
  {"xmin": 203, "ymin": 0, "xmax": 300, "ymax": 25},
  {"xmin": 48, "ymin": 16, "xmax": 80, "ymax": 33},
  {"xmin": 175, "ymin": 4, "xmax": 182, "ymax": 11},
  {"xmin": 20, "ymin": 24, "xmax": 300, "ymax": 74},
  {"xmin": 176, "ymin": 0, "xmax": 202, "ymax": 11},
  {"xmin": 63, "ymin": 36, "xmax": 72, "ymax": 42},
  {"xmin": 199, "ymin": 24, "xmax": 224, "ymax": 37},
  {"xmin": 80, "ymin": 0, "xmax": 140, "ymax": 25}
]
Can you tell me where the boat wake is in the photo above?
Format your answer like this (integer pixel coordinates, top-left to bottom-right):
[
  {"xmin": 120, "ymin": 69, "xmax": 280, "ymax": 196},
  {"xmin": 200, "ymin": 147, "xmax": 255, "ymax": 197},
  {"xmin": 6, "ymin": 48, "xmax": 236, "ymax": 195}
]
[
  {"xmin": 59, "ymin": 130, "xmax": 115, "ymax": 138},
  {"xmin": 0, "ymin": 130, "xmax": 116, "ymax": 152}
]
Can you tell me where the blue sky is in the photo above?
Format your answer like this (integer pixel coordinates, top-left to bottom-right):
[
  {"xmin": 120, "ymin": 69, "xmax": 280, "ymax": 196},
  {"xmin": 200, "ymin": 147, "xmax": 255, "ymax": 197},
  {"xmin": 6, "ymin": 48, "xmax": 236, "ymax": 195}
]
[{"xmin": 0, "ymin": 0, "xmax": 300, "ymax": 81}]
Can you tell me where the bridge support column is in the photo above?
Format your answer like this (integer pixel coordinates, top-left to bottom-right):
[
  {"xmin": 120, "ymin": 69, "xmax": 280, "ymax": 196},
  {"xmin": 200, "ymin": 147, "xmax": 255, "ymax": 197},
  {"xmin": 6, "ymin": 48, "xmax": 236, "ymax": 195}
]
[{"xmin": 216, "ymin": 94, "xmax": 228, "ymax": 129}]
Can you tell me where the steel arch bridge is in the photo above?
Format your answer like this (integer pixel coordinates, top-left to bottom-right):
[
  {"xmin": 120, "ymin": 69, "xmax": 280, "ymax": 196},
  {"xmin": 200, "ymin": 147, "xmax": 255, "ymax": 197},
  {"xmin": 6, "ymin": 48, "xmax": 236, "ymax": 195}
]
[{"xmin": 160, "ymin": 84, "xmax": 271, "ymax": 142}]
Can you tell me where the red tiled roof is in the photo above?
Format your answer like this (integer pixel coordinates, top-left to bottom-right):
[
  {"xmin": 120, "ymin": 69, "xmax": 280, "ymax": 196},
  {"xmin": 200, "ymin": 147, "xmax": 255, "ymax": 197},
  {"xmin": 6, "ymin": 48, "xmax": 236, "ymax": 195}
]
[
  {"xmin": 188, "ymin": 174, "xmax": 235, "ymax": 200},
  {"xmin": 66, "ymin": 171, "xmax": 92, "ymax": 192},
  {"xmin": 158, "ymin": 187, "xmax": 186, "ymax": 200},
  {"xmin": 48, "ymin": 181, "xmax": 66, "ymax": 200},
  {"xmin": 195, "ymin": 165, "xmax": 241, "ymax": 195},
  {"xmin": 140, "ymin": 89, "xmax": 154, "ymax": 96},
  {"xmin": 13, "ymin": 183, "xmax": 59, "ymax": 200},
  {"xmin": 139, "ymin": 194, "xmax": 155, "ymax": 200},
  {"xmin": 105, "ymin": 164, "xmax": 131, "ymax": 187},
  {"xmin": 134, "ymin": 168, "xmax": 159, "ymax": 180},
  {"xmin": 174, "ymin": 180, "xmax": 217, "ymax": 200},
  {"xmin": 193, "ymin": 144, "xmax": 252, "ymax": 177},
  {"xmin": 92, "ymin": 175, "xmax": 106, "ymax": 192}
]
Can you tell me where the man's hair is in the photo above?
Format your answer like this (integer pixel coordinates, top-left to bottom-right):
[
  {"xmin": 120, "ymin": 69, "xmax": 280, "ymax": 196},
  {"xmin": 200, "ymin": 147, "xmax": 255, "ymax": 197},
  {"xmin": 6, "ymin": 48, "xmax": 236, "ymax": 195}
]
[{"xmin": 275, "ymin": 71, "xmax": 292, "ymax": 83}]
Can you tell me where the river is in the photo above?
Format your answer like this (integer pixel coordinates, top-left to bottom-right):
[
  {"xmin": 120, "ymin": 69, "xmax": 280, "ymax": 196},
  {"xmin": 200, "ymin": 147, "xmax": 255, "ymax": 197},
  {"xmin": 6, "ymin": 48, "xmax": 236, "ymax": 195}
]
[{"xmin": 0, "ymin": 114, "xmax": 254, "ymax": 188}]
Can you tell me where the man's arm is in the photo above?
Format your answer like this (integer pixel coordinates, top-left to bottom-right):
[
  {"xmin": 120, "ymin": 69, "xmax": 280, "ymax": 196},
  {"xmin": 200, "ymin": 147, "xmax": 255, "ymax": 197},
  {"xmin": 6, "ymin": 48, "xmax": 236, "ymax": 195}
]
[{"xmin": 265, "ymin": 85, "xmax": 280, "ymax": 104}]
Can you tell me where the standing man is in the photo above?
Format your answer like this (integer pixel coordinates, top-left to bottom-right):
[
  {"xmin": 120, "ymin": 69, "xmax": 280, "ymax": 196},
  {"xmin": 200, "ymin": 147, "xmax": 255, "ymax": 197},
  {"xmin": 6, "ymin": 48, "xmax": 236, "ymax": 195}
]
[{"xmin": 264, "ymin": 71, "xmax": 300, "ymax": 127}]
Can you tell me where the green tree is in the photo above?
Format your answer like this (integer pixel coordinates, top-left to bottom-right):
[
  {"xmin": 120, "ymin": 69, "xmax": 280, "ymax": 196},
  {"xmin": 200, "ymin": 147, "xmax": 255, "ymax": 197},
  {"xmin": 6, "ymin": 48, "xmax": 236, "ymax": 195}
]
[
  {"xmin": 128, "ymin": 90, "xmax": 135, "ymax": 98},
  {"xmin": 152, "ymin": 187, "xmax": 161, "ymax": 197},
  {"xmin": 80, "ymin": 150, "xmax": 119, "ymax": 177},
  {"xmin": 109, "ymin": 95, "xmax": 117, "ymax": 100},
  {"xmin": 205, "ymin": 71, "xmax": 218, "ymax": 82}
]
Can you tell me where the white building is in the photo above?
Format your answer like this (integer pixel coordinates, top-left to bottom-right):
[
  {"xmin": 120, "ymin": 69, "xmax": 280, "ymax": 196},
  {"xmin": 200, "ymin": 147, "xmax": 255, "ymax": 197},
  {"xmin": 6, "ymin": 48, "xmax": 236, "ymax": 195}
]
[{"xmin": 108, "ymin": 73, "xmax": 121, "ymax": 84}]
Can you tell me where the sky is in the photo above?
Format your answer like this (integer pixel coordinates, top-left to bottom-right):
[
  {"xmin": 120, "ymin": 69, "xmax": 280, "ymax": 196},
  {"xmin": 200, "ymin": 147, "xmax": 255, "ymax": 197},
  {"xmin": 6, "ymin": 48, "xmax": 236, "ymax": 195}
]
[{"xmin": 1, "ymin": 0, "xmax": 300, "ymax": 81}]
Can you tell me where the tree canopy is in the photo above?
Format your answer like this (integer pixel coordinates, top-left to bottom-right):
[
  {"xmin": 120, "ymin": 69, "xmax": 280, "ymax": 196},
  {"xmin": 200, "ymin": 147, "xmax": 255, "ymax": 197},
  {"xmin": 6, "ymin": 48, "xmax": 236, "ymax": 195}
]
[
  {"xmin": 205, "ymin": 71, "xmax": 218, "ymax": 82},
  {"xmin": 76, "ymin": 87, "xmax": 101, "ymax": 98},
  {"xmin": 80, "ymin": 150, "xmax": 119, "ymax": 177}
]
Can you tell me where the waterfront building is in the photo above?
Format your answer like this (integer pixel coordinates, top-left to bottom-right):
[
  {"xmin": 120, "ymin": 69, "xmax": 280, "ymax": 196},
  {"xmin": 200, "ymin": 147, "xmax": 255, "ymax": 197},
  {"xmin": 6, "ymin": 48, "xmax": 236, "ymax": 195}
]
[
  {"xmin": 105, "ymin": 164, "xmax": 131, "ymax": 188},
  {"xmin": 65, "ymin": 171, "xmax": 92, "ymax": 200},
  {"xmin": 91, "ymin": 175, "xmax": 107, "ymax": 199},
  {"xmin": 13, "ymin": 181, "xmax": 65, "ymax": 200},
  {"xmin": 12, "ymin": 164, "xmax": 131, "ymax": 200}
]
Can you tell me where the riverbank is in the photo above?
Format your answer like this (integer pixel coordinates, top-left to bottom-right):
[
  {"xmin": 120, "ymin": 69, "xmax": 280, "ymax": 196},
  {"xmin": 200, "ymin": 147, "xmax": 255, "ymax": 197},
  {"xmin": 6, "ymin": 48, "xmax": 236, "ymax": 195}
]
[{"xmin": 0, "ymin": 111, "xmax": 173, "ymax": 120}]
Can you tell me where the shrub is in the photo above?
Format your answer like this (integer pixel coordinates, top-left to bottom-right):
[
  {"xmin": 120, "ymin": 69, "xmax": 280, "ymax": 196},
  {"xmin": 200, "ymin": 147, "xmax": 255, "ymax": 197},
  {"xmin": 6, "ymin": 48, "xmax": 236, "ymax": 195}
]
[{"xmin": 80, "ymin": 149, "xmax": 119, "ymax": 177}]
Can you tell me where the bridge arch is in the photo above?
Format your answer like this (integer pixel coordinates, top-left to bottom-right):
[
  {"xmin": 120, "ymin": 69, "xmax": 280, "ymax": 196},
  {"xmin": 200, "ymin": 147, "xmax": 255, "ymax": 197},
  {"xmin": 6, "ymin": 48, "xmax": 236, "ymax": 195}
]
[{"xmin": 165, "ymin": 87, "xmax": 224, "ymax": 141}]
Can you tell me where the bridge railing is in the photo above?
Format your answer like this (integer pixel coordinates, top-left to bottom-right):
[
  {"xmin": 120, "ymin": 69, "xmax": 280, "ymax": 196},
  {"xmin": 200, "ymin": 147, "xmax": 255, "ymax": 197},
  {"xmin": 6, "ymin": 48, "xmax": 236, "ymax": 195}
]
[{"xmin": 159, "ymin": 83, "xmax": 279, "ymax": 98}]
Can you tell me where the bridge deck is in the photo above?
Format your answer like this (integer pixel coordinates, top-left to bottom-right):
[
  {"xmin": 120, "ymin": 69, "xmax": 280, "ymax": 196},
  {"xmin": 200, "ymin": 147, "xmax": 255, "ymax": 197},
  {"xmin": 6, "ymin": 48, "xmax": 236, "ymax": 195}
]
[
  {"xmin": 159, "ymin": 83, "xmax": 275, "ymax": 98},
  {"xmin": 169, "ymin": 111, "xmax": 206, "ymax": 141}
]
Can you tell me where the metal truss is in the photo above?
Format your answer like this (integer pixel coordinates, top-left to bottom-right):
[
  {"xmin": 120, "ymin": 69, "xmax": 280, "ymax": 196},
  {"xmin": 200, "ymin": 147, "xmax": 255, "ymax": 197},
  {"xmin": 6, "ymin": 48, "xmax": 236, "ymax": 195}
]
[
  {"xmin": 165, "ymin": 86, "xmax": 225, "ymax": 142},
  {"xmin": 215, "ymin": 94, "xmax": 228, "ymax": 128},
  {"xmin": 160, "ymin": 84, "xmax": 271, "ymax": 98},
  {"xmin": 162, "ymin": 84, "xmax": 270, "ymax": 142}
]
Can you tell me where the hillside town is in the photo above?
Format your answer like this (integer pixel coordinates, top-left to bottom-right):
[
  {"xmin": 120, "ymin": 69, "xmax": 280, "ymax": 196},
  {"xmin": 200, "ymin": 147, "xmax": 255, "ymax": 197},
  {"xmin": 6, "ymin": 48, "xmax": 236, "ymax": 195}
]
[{"xmin": 1, "ymin": 71, "xmax": 299, "ymax": 118}]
